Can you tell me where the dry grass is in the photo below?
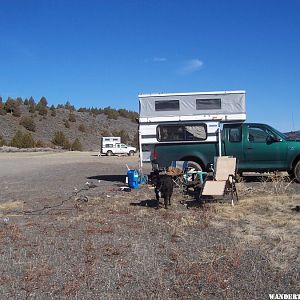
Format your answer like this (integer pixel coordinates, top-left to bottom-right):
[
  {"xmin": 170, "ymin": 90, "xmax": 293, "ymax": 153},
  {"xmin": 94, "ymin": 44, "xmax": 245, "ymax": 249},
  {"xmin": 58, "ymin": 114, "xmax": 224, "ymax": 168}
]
[
  {"xmin": 0, "ymin": 180, "xmax": 299, "ymax": 299},
  {"xmin": 211, "ymin": 190, "xmax": 300, "ymax": 270},
  {"xmin": 238, "ymin": 172, "xmax": 295, "ymax": 196},
  {"xmin": 0, "ymin": 201, "xmax": 23, "ymax": 216}
]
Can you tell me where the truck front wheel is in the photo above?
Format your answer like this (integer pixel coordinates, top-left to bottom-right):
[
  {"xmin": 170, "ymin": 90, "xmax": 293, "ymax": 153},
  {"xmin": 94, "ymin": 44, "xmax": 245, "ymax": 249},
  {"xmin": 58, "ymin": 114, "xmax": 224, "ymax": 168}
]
[
  {"xmin": 106, "ymin": 150, "xmax": 113, "ymax": 156},
  {"xmin": 293, "ymin": 160, "xmax": 300, "ymax": 183}
]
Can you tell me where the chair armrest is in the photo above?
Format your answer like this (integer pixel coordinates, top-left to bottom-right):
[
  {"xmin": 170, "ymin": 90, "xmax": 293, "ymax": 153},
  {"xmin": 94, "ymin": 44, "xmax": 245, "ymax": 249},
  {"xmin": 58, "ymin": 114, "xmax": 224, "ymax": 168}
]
[{"xmin": 228, "ymin": 174, "xmax": 237, "ymax": 183}]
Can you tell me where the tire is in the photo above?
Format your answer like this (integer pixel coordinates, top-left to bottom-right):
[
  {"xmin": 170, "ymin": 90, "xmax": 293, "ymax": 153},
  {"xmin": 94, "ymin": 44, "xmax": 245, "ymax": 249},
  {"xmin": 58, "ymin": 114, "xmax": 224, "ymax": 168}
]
[
  {"xmin": 128, "ymin": 151, "xmax": 135, "ymax": 156},
  {"xmin": 106, "ymin": 150, "xmax": 113, "ymax": 156},
  {"xmin": 236, "ymin": 173, "xmax": 243, "ymax": 183},
  {"xmin": 187, "ymin": 161, "xmax": 202, "ymax": 172},
  {"xmin": 293, "ymin": 160, "xmax": 300, "ymax": 183},
  {"xmin": 288, "ymin": 170, "xmax": 295, "ymax": 180}
]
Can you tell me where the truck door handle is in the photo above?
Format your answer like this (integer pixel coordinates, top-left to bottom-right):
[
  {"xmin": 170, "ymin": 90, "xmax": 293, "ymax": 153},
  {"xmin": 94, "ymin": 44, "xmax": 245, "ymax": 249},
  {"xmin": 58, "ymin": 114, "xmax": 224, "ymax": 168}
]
[{"xmin": 247, "ymin": 147, "xmax": 253, "ymax": 150}]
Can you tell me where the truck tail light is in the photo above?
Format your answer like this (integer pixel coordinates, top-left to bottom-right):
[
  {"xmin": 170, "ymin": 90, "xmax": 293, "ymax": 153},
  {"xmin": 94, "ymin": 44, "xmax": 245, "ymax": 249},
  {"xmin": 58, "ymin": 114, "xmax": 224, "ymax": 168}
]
[{"xmin": 152, "ymin": 145, "xmax": 158, "ymax": 160}]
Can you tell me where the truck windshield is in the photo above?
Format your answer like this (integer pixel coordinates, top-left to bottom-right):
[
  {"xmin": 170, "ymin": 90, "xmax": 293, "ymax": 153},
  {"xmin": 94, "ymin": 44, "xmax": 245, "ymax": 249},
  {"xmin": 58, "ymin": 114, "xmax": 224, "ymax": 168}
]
[{"xmin": 268, "ymin": 126, "xmax": 287, "ymax": 140}]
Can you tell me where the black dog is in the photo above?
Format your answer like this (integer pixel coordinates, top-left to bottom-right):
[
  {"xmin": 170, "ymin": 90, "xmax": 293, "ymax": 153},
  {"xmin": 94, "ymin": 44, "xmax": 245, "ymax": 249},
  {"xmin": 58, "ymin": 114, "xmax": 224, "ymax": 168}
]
[{"xmin": 151, "ymin": 171, "xmax": 173, "ymax": 209}]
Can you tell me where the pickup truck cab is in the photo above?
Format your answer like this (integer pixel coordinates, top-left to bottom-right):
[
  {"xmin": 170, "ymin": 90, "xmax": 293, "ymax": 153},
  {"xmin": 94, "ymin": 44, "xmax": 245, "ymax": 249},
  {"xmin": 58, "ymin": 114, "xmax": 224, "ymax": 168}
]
[{"xmin": 152, "ymin": 123, "xmax": 300, "ymax": 182}]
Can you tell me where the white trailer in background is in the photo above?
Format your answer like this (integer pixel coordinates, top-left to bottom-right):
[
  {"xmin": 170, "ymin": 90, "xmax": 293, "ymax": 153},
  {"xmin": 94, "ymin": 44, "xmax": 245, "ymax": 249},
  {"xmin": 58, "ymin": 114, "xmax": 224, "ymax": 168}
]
[{"xmin": 138, "ymin": 90, "xmax": 246, "ymax": 169}]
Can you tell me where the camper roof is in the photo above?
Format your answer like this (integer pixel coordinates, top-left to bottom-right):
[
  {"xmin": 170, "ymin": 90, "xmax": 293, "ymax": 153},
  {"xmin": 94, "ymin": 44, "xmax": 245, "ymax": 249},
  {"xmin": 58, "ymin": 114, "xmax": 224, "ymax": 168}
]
[
  {"xmin": 138, "ymin": 90, "xmax": 245, "ymax": 98},
  {"xmin": 139, "ymin": 90, "xmax": 246, "ymax": 122}
]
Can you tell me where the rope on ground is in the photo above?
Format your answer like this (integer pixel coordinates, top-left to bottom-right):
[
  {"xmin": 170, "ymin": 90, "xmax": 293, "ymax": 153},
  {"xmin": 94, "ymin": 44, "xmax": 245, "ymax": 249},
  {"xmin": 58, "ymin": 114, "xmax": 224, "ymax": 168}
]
[{"xmin": 2, "ymin": 185, "xmax": 91, "ymax": 217}]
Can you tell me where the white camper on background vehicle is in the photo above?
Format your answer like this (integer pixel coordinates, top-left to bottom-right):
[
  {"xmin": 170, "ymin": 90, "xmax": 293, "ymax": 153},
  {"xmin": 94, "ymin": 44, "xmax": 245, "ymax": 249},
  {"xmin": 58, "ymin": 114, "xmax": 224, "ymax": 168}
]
[{"xmin": 99, "ymin": 137, "xmax": 136, "ymax": 156}]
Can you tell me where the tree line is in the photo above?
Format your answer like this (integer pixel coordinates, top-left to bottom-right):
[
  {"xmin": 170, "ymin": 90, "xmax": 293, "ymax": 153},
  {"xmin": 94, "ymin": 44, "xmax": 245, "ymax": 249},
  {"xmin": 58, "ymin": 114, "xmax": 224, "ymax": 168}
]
[{"xmin": 0, "ymin": 96, "xmax": 138, "ymax": 122}]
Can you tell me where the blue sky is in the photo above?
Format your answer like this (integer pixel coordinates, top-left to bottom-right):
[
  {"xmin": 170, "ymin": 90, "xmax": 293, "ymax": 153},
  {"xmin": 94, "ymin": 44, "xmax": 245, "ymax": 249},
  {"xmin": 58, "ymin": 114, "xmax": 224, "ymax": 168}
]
[{"xmin": 0, "ymin": 0, "xmax": 299, "ymax": 131}]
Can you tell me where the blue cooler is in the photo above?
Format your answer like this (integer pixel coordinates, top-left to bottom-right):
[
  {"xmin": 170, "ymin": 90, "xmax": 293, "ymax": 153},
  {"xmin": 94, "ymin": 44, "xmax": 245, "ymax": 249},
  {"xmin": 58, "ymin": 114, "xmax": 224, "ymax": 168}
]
[{"xmin": 127, "ymin": 169, "xmax": 140, "ymax": 189}]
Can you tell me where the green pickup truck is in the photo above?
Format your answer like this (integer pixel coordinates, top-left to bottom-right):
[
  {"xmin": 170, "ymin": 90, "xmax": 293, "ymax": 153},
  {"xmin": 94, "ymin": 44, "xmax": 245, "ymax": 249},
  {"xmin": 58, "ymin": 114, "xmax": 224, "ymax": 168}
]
[{"xmin": 152, "ymin": 123, "xmax": 300, "ymax": 182}]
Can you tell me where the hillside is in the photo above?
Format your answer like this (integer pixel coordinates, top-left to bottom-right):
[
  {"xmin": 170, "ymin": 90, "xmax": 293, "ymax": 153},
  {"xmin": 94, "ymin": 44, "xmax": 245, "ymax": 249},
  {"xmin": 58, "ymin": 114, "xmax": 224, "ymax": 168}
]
[
  {"xmin": 1, "ymin": 98, "xmax": 299, "ymax": 151},
  {"xmin": 286, "ymin": 130, "xmax": 300, "ymax": 139},
  {"xmin": 0, "ymin": 103, "xmax": 138, "ymax": 151}
]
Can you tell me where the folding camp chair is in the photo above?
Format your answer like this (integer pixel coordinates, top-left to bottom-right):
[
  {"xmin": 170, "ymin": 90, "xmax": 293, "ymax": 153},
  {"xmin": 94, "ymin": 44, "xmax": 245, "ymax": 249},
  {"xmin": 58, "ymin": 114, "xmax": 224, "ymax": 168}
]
[
  {"xmin": 167, "ymin": 161, "xmax": 188, "ymax": 189},
  {"xmin": 200, "ymin": 156, "xmax": 238, "ymax": 205}
]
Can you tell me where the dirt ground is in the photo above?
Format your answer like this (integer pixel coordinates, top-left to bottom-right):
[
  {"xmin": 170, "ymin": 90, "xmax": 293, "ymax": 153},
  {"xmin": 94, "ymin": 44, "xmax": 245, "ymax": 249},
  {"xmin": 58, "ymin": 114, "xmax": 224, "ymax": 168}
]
[{"xmin": 0, "ymin": 152, "xmax": 299, "ymax": 299}]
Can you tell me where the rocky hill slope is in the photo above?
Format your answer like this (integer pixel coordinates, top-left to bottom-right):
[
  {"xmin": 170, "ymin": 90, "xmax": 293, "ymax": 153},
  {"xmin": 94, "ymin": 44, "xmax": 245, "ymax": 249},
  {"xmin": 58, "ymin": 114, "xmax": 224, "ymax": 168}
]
[
  {"xmin": 1, "ymin": 99, "xmax": 299, "ymax": 151},
  {"xmin": 0, "ymin": 104, "xmax": 138, "ymax": 151},
  {"xmin": 286, "ymin": 130, "xmax": 300, "ymax": 139}
]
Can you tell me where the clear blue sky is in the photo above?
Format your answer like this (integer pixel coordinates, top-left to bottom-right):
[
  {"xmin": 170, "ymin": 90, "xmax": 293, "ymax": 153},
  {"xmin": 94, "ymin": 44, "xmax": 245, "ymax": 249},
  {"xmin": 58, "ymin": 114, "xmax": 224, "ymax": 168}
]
[{"xmin": 1, "ymin": 0, "xmax": 299, "ymax": 131}]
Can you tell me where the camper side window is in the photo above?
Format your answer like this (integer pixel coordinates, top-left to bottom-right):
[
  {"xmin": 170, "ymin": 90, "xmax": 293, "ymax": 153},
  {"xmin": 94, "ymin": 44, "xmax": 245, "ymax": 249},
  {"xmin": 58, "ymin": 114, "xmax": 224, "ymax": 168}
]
[
  {"xmin": 155, "ymin": 100, "xmax": 179, "ymax": 111},
  {"xmin": 196, "ymin": 99, "xmax": 221, "ymax": 110},
  {"xmin": 157, "ymin": 124, "xmax": 207, "ymax": 142}
]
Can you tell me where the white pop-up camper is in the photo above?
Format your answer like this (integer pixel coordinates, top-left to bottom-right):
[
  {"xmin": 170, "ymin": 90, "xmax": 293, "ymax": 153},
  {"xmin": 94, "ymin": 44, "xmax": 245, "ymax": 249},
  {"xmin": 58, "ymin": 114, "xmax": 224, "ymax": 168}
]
[{"xmin": 138, "ymin": 90, "xmax": 246, "ymax": 168}]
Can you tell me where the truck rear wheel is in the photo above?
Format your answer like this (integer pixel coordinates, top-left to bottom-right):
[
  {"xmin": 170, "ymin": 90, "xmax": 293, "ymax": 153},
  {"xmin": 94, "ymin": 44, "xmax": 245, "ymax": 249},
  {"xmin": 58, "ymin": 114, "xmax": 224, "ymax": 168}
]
[
  {"xmin": 293, "ymin": 160, "xmax": 300, "ymax": 183},
  {"xmin": 187, "ymin": 161, "xmax": 202, "ymax": 172},
  {"xmin": 128, "ymin": 150, "xmax": 135, "ymax": 156},
  {"xmin": 106, "ymin": 150, "xmax": 113, "ymax": 156}
]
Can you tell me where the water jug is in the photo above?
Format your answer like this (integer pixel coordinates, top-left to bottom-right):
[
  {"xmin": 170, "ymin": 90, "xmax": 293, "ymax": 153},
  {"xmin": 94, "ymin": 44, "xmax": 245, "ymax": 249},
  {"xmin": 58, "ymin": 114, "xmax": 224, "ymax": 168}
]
[{"xmin": 127, "ymin": 169, "xmax": 139, "ymax": 189}]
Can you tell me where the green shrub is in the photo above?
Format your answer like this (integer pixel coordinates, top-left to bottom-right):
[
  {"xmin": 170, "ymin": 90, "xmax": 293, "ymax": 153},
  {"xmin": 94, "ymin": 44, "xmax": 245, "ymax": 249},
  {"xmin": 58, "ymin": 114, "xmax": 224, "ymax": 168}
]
[
  {"xmin": 52, "ymin": 131, "xmax": 70, "ymax": 149},
  {"xmin": 64, "ymin": 119, "xmax": 70, "ymax": 128},
  {"xmin": 104, "ymin": 107, "xmax": 119, "ymax": 120},
  {"xmin": 64, "ymin": 101, "xmax": 75, "ymax": 111},
  {"xmin": 0, "ymin": 135, "xmax": 6, "ymax": 146},
  {"xmin": 63, "ymin": 139, "xmax": 71, "ymax": 150},
  {"xmin": 5, "ymin": 98, "xmax": 17, "ymax": 114},
  {"xmin": 35, "ymin": 140, "xmax": 45, "ymax": 148},
  {"xmin": 28, "ymin": 97, "xmax": 36, "ymax": 113},
  {"xmin": 10, "ymin": 131, "xmax": 35, "ymax": 148},
  {"xmin": 71, "ymin": 138, "xmax": 82, "ymax": 151},
  {"xmin": 39, "ymin": 96, "xmax": 48, "ymax": 107},
  {"xmin": 19, "ymin": 117, "xmax": 36, "ymax": 132},
  {"xmin": 12, "ymin": 106, "xmax": 21, "ymax": 117},
  {"xmin": 0, "ymin": 97, "xmax": 6, "ymax": 115},
  {"xmin": 78, "ymin": 123, "xmax": 86, "ymax": 132},
  {"xmin": 100, "ymin": 129, "xmax": 111, "ymax": 137},
  {"xmin": 132, "ymin": 131, "xmax": 139, "ymax": 148},
  {"xmin": 38, "ymin": 105, "xmax": 48, "ymax": 116},
  {"xmin": 112, "ymin": 129, "xmax": 129, "ymax": 144},
  {"xmin": 68, "ymin": 113, "xmax": 76, "ymax": 122},
  {"xmin": 50, "ymin": 105, "xmax": 56, "ymax": 116}
]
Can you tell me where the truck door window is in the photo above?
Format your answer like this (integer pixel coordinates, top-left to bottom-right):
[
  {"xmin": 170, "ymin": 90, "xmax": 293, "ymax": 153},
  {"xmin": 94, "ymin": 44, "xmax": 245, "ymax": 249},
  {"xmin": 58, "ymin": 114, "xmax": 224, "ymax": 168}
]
[
  {"xmin": 248, "ymin": 126, "xmax": 268, "ymax": 143},
  {"xmin": 229, "ymin": 127, "xmax": 242, "ymax": 142}
]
